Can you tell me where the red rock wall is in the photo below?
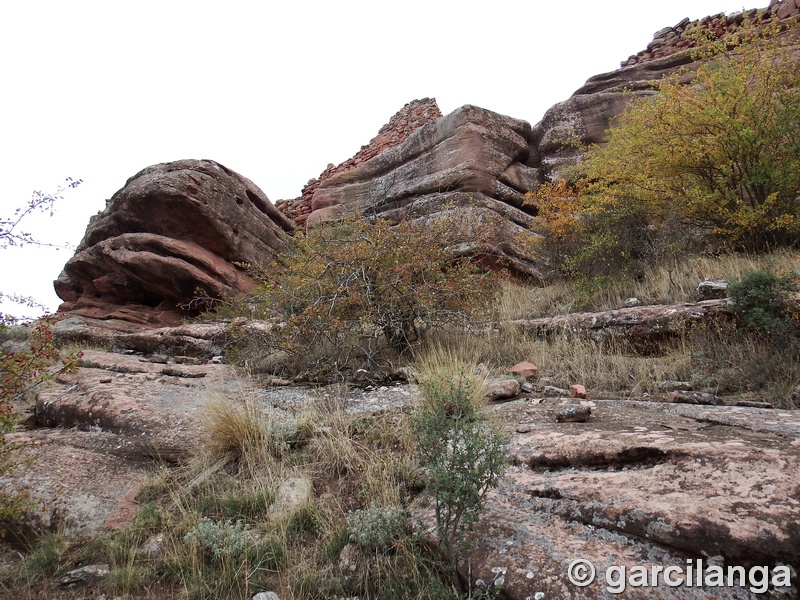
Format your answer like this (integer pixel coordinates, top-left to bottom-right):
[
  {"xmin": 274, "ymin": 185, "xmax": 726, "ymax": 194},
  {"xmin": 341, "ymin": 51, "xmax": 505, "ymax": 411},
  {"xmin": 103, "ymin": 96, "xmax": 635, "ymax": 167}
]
[
  {"xmin": 622, "ymin": 0, "xmax": 800, "ymax": 67},
  {"xmin": 276, "ymin": 98, "xmax": 442, "ymax": 227}
]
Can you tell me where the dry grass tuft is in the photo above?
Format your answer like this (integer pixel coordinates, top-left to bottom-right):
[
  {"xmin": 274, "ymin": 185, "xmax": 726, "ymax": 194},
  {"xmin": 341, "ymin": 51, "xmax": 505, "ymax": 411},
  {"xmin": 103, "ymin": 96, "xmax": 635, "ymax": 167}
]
[
  {"xmin": 412, "ymin": 342, "xmax": 488, "ymax": 413},
  {"xmin": 203, "ymin": 386, "xmax": 290, "ymax": 470}
]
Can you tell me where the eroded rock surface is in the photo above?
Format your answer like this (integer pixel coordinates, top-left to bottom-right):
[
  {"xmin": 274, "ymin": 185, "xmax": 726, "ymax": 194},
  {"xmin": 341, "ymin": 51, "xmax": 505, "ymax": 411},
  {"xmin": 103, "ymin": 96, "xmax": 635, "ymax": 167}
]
[
  {"xmin": 461, "ymin": 397, "xmax": 800, "ymax": 599},
  {"xmin": 1, "ymin": 428, "xmax": 148, "ymax": 542},
  {"xmin": 276, "ymin": 98, "xmax": 443, "ymax": 227},
  {"xmin": 0, "ymin": 334, "xmax": 418, "ymax": 540},
  {"xmin": 1, "ymin": 347, "xmax": 247, "ymax": 539},
  {"xmin": 36, "ymin": 350, "xmax": 241, "ymax": 461},
  {"xmin": 56, "ymin": 159, "xmax": 295, "ymax": 326},
  {"xmin": 510, "ymin": 299, "xmax": 732, "ymax": 352},
  {"xmin": 3, "ymin": 325, "xmax": 798, "ymax": 599},
  {"xmin": 533, "ymin": 9, "xmax": 800, "ymax": 181},
  {"xmin": 280, "ymin": 103, "xmax": 542, "ymax": 276}
]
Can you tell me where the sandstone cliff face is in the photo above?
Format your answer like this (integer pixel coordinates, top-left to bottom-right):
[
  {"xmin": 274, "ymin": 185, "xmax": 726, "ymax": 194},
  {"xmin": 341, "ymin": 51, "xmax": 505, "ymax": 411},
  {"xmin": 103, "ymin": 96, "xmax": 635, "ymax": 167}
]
[
  {"xmin": 273, "ymin": 3, "xmax": 800, "ymax": 279},
  {"xmin": 275, "ymin": 98, "xmax": 443, "ymax": 227},
  {"xmin": 278, "ymin": 102, "xmax": 543, "ymax": 276},
  {"xmin": 55, "ymin": 159, "xmax": 294, "ymax": 326},
  {"xmin": 532, "ymin": 2, "xmax": 800, "ymax": 180}
]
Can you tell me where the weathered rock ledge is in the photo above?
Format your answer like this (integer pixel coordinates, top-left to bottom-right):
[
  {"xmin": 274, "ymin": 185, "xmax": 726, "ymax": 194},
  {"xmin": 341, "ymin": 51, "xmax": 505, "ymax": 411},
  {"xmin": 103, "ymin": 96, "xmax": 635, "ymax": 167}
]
[
  {"xmin": 509, "ymin": 299, "xmax": 731, "ymax": 351},
  {"xmin": 464, "ymin": 397, "xmax": 800, "ymax": 599}
]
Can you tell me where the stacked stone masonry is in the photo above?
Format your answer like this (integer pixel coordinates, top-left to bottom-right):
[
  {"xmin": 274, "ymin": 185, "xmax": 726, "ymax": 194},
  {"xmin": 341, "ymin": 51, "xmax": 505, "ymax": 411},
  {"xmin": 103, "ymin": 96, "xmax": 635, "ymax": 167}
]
[{"xmin": 622, "ymin": 0, "xmax": 800, "ymax": 66}]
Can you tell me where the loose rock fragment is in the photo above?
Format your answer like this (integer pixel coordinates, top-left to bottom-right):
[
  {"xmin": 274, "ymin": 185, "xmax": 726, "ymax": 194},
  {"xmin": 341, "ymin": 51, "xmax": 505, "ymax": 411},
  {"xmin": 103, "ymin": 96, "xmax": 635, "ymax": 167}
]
[
  {"xmin": 510, "ymin": 361, "xmax": 539, "ymax": 381},
  {"xmin": 659, "ymin": 381, "xmax": 693, "ymax": 392},
  {"xmin": 486, "ymin": 379, "xmax": 522, "ymax": 402},
  {"xmin": 543, "ymin": 385, "xmax": 569, "ymax": 398},
  {"xmin": 556, "ymin": 405, "xmax": 592, "ymax": 423},
  {"xmin": 569, "ymin": 384, "xmax": 587, "ymax": 399},
  {"xmin": 59, "ymin": 564, "xmax": 110, "ymax": 586}
]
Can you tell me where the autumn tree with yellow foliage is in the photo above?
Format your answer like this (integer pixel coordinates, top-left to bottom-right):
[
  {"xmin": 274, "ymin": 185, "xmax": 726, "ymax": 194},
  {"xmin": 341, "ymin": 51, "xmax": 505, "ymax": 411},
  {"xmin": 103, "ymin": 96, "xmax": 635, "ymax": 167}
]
[{"xmin": 530, "ymin": 17, "xmax": 800, "ymax": 282}]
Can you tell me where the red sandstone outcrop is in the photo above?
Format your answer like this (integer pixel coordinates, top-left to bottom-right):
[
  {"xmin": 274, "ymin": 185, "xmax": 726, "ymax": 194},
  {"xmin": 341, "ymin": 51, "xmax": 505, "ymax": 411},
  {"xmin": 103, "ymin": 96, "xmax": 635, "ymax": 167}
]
[
  {"xmin": 55, "ymin": 160, "xmax": 295, "ymax": 326},
  {"xmin": 273, "ymin": 5, "xmax": 800, "ymax": 280},
  {"xmin": 462, "ymin": 397, "xmax": 800, "ymax": 599},
  {"xmin": 275, "ymin": 98, "xmax": 442, "ymax": 227},
  {"xmin": 532, "ymin": 4, "xmax": 800, "ymax": 180},
  {"xmin": 279, "ymin": 103, "xmax": 543, "ymax": 276}
]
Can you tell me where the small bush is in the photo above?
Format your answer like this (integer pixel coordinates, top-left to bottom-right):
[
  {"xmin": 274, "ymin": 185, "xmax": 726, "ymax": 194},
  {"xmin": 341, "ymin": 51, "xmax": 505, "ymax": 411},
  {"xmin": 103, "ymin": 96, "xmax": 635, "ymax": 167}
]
[
  {"xmin": 412, "ymin": 355, "xmax": 508, "ymax": 594},
  {"xmin": 14, "ymin": 531, "xmax": 70, "ymax": 584},
  {"xmin": 347, "ymin": 503, "xmax": 409, "ymax": 552},
  {"xmin": 182, "ymin": 517, "xmax": 250, "ymax": 561},
  {"xmin": 728, "ymin": 270, "xmax": 799, "ymax": 336},
  {"xmin": 203, "ymin": 391, "xmax": 292, "ymax": 468},
  {"xmin": 249, "ymin": 211, "xmax": 501, "ymax": 375}
]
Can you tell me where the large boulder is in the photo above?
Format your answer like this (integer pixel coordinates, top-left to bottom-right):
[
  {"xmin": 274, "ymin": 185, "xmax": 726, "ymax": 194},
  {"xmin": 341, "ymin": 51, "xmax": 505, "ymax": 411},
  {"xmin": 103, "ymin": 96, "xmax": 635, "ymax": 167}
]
[{"xmin": 55, "ymin": 159, "xmax": 295, "ymax": 326}]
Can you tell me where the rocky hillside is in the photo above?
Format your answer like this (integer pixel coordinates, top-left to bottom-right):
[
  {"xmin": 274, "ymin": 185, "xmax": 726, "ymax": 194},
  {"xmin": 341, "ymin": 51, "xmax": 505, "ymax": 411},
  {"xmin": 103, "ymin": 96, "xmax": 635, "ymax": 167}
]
[
  {"xmin": 2, "ymin": 3, "xmax": 797, "ymax": 599},
  {"xmin": 50, "ymin": 3, "xmax": 800, "ymax": 324},
  {"xmin": 534, "ymin": 0, "xmax": 800, "ymax": 180}
]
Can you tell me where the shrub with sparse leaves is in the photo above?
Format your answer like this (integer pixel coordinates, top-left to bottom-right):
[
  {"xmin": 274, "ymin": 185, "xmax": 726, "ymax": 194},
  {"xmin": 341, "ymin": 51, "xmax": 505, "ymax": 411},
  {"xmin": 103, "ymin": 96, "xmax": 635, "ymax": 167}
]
[
  {"xmin": 251, "ymin": 211, "xmax": 502, "ymax": 374},
  {"xmin": 412, "ymin": 356, "xmax": 508, "ymax": 594}
]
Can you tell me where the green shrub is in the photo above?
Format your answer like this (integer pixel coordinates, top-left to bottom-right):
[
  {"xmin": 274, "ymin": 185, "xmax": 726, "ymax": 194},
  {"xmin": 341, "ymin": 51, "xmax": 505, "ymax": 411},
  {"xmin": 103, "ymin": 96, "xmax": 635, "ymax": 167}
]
[
  {"xmin": 579, "ymin": 17, "xmax": 800, "ymax": 252},
  {"xmin": 527, "ymin": 18, "xmax": 800, "ymax": 295},
  {"xmin": 412, "ymin": 359, "xmax": 508, "ymax": 594},
  {"xmin": 728, "ymin": 270, "xmax": 799, "ymax": 335}
]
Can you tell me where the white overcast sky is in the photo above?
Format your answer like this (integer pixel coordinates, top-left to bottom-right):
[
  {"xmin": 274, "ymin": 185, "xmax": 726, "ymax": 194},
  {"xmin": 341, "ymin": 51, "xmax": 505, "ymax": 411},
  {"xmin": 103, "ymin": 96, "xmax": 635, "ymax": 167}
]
[{"xmin": 1, "ymin": 0, "xmax": 752, "ymax": 318}]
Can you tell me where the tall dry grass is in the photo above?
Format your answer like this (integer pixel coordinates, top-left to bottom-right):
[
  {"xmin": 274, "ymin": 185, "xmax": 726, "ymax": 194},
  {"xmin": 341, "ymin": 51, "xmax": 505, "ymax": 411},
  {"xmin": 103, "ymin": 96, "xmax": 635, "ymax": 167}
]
[
  {"xmin": 497, "ymin": 249, "xmax": 800, "ymax": 319},
  {"xmin": 424, "ymin": 328, "xmax": 692, "ymax": 396}
]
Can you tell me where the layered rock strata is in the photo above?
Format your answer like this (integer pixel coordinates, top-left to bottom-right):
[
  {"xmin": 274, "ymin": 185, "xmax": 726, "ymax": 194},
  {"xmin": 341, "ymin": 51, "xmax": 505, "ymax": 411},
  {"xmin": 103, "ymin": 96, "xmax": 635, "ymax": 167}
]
[
  {"xmin": 55, "ymin": 159, "xmax": 294, "ymax": 326},
  {"xmin": 275, "ymin": 98, "xmax": 443, "ymax": 227},
  {"xmin": 279, "ymin": 103, "xmax": 544, "ymax": 277},
  {"xmin": 462, "ymin": 397, "xmax": 800, "ymax": 599}
]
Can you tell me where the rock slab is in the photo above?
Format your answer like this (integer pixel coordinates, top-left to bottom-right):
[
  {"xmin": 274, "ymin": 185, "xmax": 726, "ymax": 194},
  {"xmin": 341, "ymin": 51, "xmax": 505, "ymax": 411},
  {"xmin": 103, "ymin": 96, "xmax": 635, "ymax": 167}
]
[{"xmin": 463, "ymin": 398, "xmax": 800, "ymax": 599}]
